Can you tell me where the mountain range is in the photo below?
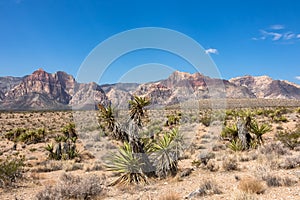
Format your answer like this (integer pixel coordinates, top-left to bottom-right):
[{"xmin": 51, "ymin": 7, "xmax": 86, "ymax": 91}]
[{"xmin": 0, "ymin": 68, "xmax": 299, "ymax": 110}]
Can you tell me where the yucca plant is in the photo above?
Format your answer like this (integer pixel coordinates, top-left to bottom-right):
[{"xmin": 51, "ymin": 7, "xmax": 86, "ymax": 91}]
[
  {"xmin": 250, "ymin": 120, "xmax": 271, "ymax": 144},
  {"xmin": 221, "ymin": 124, "xmax": 238, "ymax": 139},
  {"xmin": 106, "ymin": 142, "xmax": 148, "ymax": 186},
  {"xmin": 228, "ymin": 139, "xmax": 244, "ymax": 152},
  {"xmin": 45, "ymin": 143, "xmax": 55, "ymax": 159},
  {"xmin": 61, "ymin": 123, "xmax": 77, "ymax": 138},
  {"xmin": 129, "ymin": 96, "xmax": 150, "ymax": 127},
  {"xmin": 98, "ymin": 104, "xmax": 128, "ymax": 142},
  {"xmin": 98, "ymin": 104, "xmax": 116, "ymax": 132},
  {"xmin": 149, "ymin": 129, "xmax": 184, "ymax": 178}
]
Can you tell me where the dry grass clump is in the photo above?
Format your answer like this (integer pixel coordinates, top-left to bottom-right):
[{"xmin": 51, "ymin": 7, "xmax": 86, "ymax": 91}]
[
  {"xmin": 278, "ymin": 155, "xmax": 300, "ymax": 169},
  {"xmin": 258, "ymin": 142, "xmax": 289, "ymax": 156},
  {"xmin": 31, "ymin": 160, "xmax": 63, "ymax": 173},
  {"xmin": 238, "ymin": 177, "xmax": 266, "ymax": 194},
  {"xmin": 222, "ymin": 156, "xmax": 238, "ymax": 171},
  {"xmin": 262, "ymin": 174, "xmax": 297, "ymax": 187},
  {"xmin": 187, "ymin": 180, "xmax": 222, "ymax": 198},
  {"xmin": 36, "ymin": 173, "xmax": 105, "ymax": 200},
  {"xmin": 0, "ymin": 155, "xmax": 24, "ymax": 188},
  {"xmin": 206, "ymin": 160, "xmax": 219, "ymax": 172},
  {"xmin": 159, "ymin": 192, "xmax": 181, "ymax": 200}
]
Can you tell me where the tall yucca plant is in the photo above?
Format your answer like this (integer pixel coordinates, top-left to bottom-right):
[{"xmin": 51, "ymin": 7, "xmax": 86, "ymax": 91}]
[
  {"xmin": 106, "ymin": 142, "xmax": 148, "ymax": 186},
  {"xmin": 250, "ymin": 120, "xmax": 271, "ymax": 144},
  {"xmin": 98, "ymin": 104, "xmax": 116, "ymax": 132},
  {"xmin": 98, "ymin": 104, "xmax": 128, "ymax": 142},
  {"xmin": 129, "ymin": 96, "xmax": 150, "ymax": 127}
]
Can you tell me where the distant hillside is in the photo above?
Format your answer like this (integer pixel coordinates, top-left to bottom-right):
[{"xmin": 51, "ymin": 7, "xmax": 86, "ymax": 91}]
[{"xmin": 0, "ymin": 69, "xmax": 299, "ymax": 110}]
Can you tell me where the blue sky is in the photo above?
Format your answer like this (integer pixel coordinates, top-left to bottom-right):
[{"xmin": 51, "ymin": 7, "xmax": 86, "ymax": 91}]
[{"xmin": 0, "ymin": 0, "xmax": 300, "ymax": 84}]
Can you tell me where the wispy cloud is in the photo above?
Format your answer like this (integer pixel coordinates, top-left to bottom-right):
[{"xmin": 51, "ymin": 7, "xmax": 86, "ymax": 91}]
[
  {"xmin": 253, "ymin": 25, "xmax": 300, "ymax": 43},
  {"xmin": 269, "ymin": 24, "xmax": 285, "ymax": 30},
  {"xmin": 205, "ymin": 48, "xmax": 218, "ymax": 55},
  {"xmin": 296, "ymin": 76, "xmax": 300, "ymax": 80}
]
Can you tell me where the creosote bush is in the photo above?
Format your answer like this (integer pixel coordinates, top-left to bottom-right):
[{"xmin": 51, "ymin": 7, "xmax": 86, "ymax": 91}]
[
  {"xmin": 238, "ymin": 178, "xmax": 266, "ymax": 194},
  {"xmin": 222, "ymin": 156, "xmax": 238, "ymax": 171},
  {"xmin": 36, "ymin": 173, "xmax": 105, "ymax": 200},
  {"xmin": 0, "ymin": 155, "xmax": 24, "ymax": 188}
]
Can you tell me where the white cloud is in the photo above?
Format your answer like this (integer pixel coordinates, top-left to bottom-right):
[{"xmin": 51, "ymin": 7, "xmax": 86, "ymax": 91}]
[
  {"xmin": 260, "ymin": 30, "xmax": 282, "ymax": 41},
  {"xmin": 254, "ymin": 27, "xmax": 300, "ymax": 43},
  {"xmin": 205, "ymin": 48, "xmax": 218, "ymax": 55},
  {"xmin": 269, "ymin": 24, "xmax": 285, "ymax": 30},
  {"xmin": 283, "ymin": 32, "xmax": 296, "ymax": 40},
  {"xmin": 296, "ymin": 76, "xmax": 300, "ymax": 80},
  {"xmin": 270, "ymin": 32, "xmax": 282, "ymax": 40}
]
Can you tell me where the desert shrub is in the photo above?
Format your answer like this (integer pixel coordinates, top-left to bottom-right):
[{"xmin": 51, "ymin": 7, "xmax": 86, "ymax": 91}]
[
  {"xmin": 36, "ymin": 173, "xmax": 105, "ymax": 200},
  {"xmin": 165, "ymin": 113, "xmax": 181, "ymax": 127},
  {"xmin": 276, "ymin": 128, "xmax": 300, "ymax": 150},
  {"xmin": 273, "ymin": 116, "xmax": 288, "ymax": 123},
  {"xmin": 222, "ymin": 156, "xmax": 238, "ymax": 171},
  {"xmin": 262, "ymin": 174, "xmax": 296, "ymax": 187},
  {"xmin": 206, "ymin": 160, "xmax": 219, "ymax": 172},
  {"xmin": 32, "ymin": 160, "xmax": 63, "ymax": 173},
  {"xmin": 258, "ymin": 142, "xmax": 288, "ymax": 156},
  {"xmin": 278, "ymin": 156, "xmax": 300, "ymax": 169},
  {"xmin": 200, "ymin": 115, "xmax": 211, "ymax": 127},
  {"xmin": 197, "ymin": 151, "xmax": 215, "ymax": 166},
  {"xmin": 4, "ymin": 128, "xmax": 45, "ymax": 144},
  {"xmin": 238, "ymin": 178, "xmax": 266, "ymax": 194},
  {"xmin": 0, "ymin": 156, "xmax": 24, "ymax": 187},
  {"xmin": 187, "ymin": 180, "xmax": 222, "ymax": 198}
]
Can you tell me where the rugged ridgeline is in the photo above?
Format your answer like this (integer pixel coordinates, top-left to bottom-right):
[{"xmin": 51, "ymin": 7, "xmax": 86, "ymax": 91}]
[
  {"xmin": 0, "ymin": 69, "xmax": 300, "ymax": 110},
  {"xmin": 0, "ymin": 69, "xmax": 109, "ymax": 110}
]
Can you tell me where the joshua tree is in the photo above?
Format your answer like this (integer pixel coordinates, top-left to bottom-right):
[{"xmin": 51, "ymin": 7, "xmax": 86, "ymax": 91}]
[
  {"xmin": 98, "ymin": 104, "xmax": 128, "ymax": 142},
  {"xmin": 128, "ymin": 96, "xmax": 150, "ymax": 127}
]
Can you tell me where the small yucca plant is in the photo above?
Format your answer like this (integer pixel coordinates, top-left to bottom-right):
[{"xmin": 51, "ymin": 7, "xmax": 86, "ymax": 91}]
[
  {"xmin": 106, "ymin": 142, "xmax": 148, "ymax": 186},
  {"xmin": 149, "ymin": 128, "xmax": 184, "ymax": 178},
  {"xmin": 250, "ymin": 120, "xmax": 271, "ymax": 144},
  {"xmin": 221, "ymin": 124, "xmax": 238, "ymax": 139},
  {"xmin": 228, "ymin": 139, "xmax": 244, "ymax": 152}
]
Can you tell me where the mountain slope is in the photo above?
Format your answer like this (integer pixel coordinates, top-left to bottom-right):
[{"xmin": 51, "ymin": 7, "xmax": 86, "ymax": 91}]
[
  {"xmin": 229, "ymin": 75, "xmax": 300, "ymax": 99},
  {"xmin": 0, "ymin": 69, "xmax": 108, "ymax": 110},
  {"xmin": 0, "ymin": 69, "xmax": 299, "ymax": 110}
]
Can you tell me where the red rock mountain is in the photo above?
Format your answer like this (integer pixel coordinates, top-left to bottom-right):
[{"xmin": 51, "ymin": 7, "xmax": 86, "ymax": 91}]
[
  {"xmin": 0, "ymin": 69, "xmax": 108, "ymax": 110},
  {"xmin": 0, "ymin": 69, "xmax": 299, "ymax": 110}
]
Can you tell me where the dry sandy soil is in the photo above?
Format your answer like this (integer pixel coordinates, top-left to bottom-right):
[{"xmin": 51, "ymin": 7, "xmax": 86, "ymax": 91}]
[{"xmin": 0, "ymin": 103, "xmax": 300, "ymax": 200}]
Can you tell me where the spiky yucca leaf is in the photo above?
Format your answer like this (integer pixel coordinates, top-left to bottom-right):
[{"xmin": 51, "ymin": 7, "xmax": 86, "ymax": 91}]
[
  {"xmin": 106, "ymin": 142, "xmax": 148, "ymax": 185},
  {"xmin": 128, "ymin": 96, "xmax": 150, "ymax": 126},
  {"xmin": 221, "ymin": 124, "xmax": 238, "ymax": 139},
  {"xmin": 150, "ymin": 129, "xmax": 184, "ymax": 178},
  {"xmin": 250, "ymin": 120, "xmax": 271, "ymax": 144},
  {"xmin": 228, "ymin": 139, "xmax": 244, "ymax": 152}
]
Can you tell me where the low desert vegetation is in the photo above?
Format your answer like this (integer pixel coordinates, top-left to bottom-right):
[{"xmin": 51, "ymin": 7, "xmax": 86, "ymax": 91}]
[
  {"xmin": 35, "ymin": 173, "xmax": 105, "ymax": 200},
  {"xmin": 0, "ymin": 103, "xmax": 299, "ymax": 199},
  {"xmin": 0, "ymin": 155, "xmax": 24, "ymax": 188}
]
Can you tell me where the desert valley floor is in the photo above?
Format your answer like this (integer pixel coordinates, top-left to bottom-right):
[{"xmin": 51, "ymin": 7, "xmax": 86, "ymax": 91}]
[{"xmin": 0, "ymin": 99, "xmax": 300, "ymax": 200}]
